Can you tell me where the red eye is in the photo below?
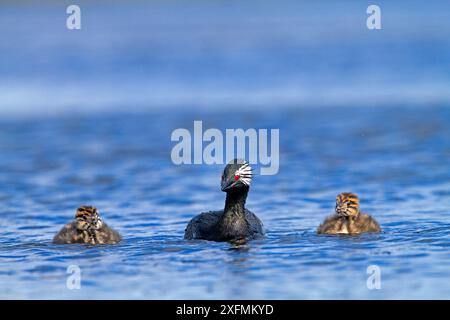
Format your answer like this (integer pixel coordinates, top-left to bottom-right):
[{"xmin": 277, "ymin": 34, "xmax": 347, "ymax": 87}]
[{"xmin": 234, "ymin": 175, "xmax": 240, "ymax": 181}]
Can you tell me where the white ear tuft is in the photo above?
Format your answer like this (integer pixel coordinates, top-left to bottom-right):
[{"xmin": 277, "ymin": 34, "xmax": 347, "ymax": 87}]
[{"xmin": 236, "ymin": 162, "xmax": 252, "ymax": 186}]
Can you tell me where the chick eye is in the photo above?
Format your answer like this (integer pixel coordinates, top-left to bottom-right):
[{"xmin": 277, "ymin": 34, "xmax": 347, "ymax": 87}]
[{"xmin": 234, "ymin": 175, "xmax": 240, "ymax": 181}]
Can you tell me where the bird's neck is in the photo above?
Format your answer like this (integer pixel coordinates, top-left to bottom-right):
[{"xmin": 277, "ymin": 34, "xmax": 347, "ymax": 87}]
[
  {"xmin": 217, "ymin": 187, "xmax": 250, "ymax": 240},
  {"xmin": 223, "ymin": 187, "xmax": 249, "ymax": 220}
]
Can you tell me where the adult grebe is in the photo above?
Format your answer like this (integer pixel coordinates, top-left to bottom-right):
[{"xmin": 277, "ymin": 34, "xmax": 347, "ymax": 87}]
[{"xmin": 184, "ymin": 159, "xmax": 264, "ymax": 242}]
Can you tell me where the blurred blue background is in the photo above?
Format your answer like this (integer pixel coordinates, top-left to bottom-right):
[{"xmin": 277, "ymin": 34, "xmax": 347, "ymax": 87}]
[
  {"xmin": 1, "ymin": 0, "xmax": 450, "ymax": 299},
  {"xmin": 1, "ymin": 0, "xmax": 449, "ymax": 115}
]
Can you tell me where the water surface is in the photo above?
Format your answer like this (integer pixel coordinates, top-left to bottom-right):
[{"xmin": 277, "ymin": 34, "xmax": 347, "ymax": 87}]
[{"xmin": 1, "ymin": 107, "xmax": 450, "ymax": 299}]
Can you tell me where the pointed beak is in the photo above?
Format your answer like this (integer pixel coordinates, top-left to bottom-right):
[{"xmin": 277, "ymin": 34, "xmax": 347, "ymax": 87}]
[{"xmin": 221, "ymin": 177, "xmax": 237, "ymax": 192}]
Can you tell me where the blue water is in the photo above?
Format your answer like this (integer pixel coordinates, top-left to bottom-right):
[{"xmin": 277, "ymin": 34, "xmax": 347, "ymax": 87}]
[
  {"xmin": 1, "ymin": 1, "xmax": 450, "ymax": 299},
  {"xmin": 1, "ymin": 107, "xmax": 450, "ymax": 299}
]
